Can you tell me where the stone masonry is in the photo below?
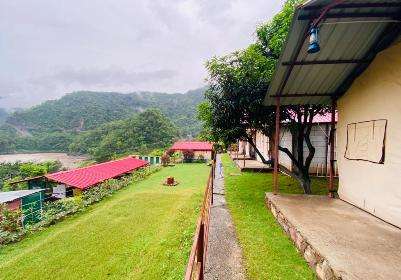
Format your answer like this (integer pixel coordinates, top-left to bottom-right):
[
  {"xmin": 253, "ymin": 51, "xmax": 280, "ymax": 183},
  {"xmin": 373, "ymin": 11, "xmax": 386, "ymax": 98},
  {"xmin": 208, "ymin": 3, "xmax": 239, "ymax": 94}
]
[{"xmin": 266, "ymin": 195, "xmax": 339, "ymax": 280}]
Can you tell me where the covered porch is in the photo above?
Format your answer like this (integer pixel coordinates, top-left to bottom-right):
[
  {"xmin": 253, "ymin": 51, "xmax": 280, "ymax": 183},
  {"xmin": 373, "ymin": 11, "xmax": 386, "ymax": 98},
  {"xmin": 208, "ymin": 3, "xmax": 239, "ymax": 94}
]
[{"xmin": 265, "ymin": 193, "xmax": 401, "ymax": 280}]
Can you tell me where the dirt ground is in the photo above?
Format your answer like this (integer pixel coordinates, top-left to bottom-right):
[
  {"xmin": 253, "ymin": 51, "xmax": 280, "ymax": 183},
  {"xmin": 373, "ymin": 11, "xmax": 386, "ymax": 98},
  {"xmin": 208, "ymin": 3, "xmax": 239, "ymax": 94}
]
[{"xmin": 0, "ymin": 153, "xmax": 88, "ymax": 169}]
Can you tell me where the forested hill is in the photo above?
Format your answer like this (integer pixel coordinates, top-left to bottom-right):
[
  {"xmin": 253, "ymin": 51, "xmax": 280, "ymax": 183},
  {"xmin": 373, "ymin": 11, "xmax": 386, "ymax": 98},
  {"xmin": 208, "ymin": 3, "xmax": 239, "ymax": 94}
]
[
  {"xmin": 0, "ymin": 108, "xmax": 8, "ymax": 125},
  {"xmin": 5, "ymin": 88, "xmax": 205, "ymax": 137}
]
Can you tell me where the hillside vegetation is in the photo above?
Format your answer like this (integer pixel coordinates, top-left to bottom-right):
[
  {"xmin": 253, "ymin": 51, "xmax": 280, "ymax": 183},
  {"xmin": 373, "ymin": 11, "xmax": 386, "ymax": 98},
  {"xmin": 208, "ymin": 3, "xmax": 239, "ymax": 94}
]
[
  {"xmin": 0, "ymin": 88, "xmax": 204, "ymax": 154},
  {"xmin": 0, "ymin": 163, "xmax": 209, "ymax": 280},
  {"xmin": 5, "ymin": 88, "xmax": 204, "ymax": 136},
  {"xmin": 69, "ymin": 109, "xmax": 178, "ymax": 161},
  {"xmin": 0, "ymin": 108, "xmax": 7, "ymax": 125}
]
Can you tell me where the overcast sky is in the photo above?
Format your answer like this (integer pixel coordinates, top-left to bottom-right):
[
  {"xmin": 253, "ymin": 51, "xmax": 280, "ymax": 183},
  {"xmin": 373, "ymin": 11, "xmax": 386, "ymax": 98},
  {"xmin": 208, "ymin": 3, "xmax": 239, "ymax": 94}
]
[{"xmin": 0, "ymin": 0, "xmax": 284, "ymax": 109}]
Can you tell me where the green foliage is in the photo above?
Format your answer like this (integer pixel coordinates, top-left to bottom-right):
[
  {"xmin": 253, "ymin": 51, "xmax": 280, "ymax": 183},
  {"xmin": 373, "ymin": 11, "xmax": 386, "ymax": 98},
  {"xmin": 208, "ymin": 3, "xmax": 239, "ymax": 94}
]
[
  {"xmin": 70, "ymin": 109, "xmax": 178, "ymax": 161},
  {"xmin": 0, "ymin": 166, "xmax": 161, "ymax": 246},
  {"xmin": 3, "ymin": 88, "xmax": 205, "ymax": 144},
  {"xmin": 0, "ymin": 108, "xmax": 8, "ymax": 125},
  {"xmin": 0, "ymin": 134, "xmax": 15, "ymax": 154},
  {"xmin": 182, "ymin": 150, "xmax": 195, "ymax": 160},
  {"xmin": 0, "ymin": 163, "xmax": 209, "ymax": 279},
  {"xmin": 203, "ymin": 0, "xmax": 329, "ymax": 193},
  {"xmin": 149, "ymin": 148, "xmax": 165, "ymax": 156},
  {"xmin": 255, "ymin": 0, "xmax": 302, "ymax": 57},
  {"xmin": 161, "ymin": 154, "xmax": 170, "ymax": 166},
  {"xmin": 222, "ymin": 154, "xmax": 329, "ymax": 279},
  {"xmin": 205, "ymin": 44, "xmax": 279, "ymax": 146},
  {"xmin": 0, "ymin": 89, "xmax": 204, "ymax": 153},
  {"xmin": 0, "ymin": 204, "xmax": 22, "ymax": 232},
  {"xmin": 0, "ymin": 161, "xmax": 61, "ymax": 191}
]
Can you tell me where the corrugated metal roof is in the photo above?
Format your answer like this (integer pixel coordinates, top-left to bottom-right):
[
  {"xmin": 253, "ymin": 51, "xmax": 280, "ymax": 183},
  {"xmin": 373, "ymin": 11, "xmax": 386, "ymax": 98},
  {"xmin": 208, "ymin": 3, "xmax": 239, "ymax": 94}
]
[
  {"xmin": 170, "ymin": 141, "xmax": 213, "ymax": 151},
  {"xmin": 0, "ymin": 189, "xmax": 44, "ymax": 204},
  {"xmin": 265, "ymin": 0, "xmax": 401, "ymax": 105},
  {"xmin": 46, "ymin": 157, "xmax": 148, "ymax": 189}
]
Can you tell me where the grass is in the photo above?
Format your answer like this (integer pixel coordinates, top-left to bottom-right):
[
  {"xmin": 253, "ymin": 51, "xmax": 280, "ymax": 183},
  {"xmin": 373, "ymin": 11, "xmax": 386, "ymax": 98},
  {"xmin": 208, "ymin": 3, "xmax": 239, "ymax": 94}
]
[
  {"xmin": 222, "ymin": 154, "xmax": 334, "ymax": 280},
  {"xmin": 0, "ymin": 163, "xmax": 210, "ymax": 280}
]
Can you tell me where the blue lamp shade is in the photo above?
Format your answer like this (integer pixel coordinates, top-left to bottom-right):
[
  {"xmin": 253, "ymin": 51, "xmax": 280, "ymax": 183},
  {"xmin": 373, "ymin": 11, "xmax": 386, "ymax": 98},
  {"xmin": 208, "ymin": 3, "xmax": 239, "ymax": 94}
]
[{"xmin": 307, "ymin": 27, "xmax": 320, "ymax": 54}]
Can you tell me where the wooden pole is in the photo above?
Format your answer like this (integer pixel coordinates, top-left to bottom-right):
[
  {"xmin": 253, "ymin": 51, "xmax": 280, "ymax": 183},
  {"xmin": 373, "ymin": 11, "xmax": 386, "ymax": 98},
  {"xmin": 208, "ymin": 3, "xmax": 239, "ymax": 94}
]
[
  {"xmin": 273, "ymin": 96, "xmax": 281, "ymax": 194},
  {"xmin": 328, "ymin": 99, "xmax": 336, "ymax": 198}
]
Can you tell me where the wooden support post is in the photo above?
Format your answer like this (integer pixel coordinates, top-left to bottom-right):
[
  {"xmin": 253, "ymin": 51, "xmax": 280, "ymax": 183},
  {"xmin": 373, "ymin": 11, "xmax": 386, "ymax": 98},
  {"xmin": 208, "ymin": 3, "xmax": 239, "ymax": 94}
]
[
  {"xmin": 273, "ymin": 96, "xmax": 281, "ymax": 195},
  {"xmin": 328, "ymin": 99, "xmax": 336, "ymax": 198}
]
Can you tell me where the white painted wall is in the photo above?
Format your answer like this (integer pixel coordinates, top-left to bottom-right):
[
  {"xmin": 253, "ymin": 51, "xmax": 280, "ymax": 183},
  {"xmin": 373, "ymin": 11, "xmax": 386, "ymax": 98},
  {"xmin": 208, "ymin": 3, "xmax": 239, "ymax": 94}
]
[
  {"xmin": 279, "ymin": 130, "xmax": 293, "ymax": 171},
  {"xmin": 337, "ymin": 40, "xmax": 401, "ymax": 228},
  {"xmin": 254, "ymin": 125, "xmax": 337, "ymax": 175},
  {"xmin": 255, "ymin": 131, "xmax": 270, "ymax": 162}
]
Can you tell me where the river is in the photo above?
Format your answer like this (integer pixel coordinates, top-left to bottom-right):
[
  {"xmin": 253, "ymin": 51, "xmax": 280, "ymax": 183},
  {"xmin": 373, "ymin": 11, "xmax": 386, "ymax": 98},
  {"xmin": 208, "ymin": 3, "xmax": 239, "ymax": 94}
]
[{"xmin": 0, "ymin": 153, "xmax": 88, "ymax": 169}]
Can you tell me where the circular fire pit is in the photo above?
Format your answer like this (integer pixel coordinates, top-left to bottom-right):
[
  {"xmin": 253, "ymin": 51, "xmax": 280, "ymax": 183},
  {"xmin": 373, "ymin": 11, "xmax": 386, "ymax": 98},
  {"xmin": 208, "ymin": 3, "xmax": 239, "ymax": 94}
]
[{"xmin": 163, "ymin": 176, "xmax": 179, "ymax": 186}]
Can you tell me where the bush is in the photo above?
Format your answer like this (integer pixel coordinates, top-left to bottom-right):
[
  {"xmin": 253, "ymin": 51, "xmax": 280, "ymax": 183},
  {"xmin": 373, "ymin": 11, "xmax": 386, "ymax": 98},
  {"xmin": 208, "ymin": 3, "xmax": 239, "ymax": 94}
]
[
  {"xmin": 161, "ymin": 154, "xmax": 170, "ymax": 166},
  {"xmin": 0, "ymin": 204, "xmax": 22, "ymax": 232},
  {"xmin": 183, "ymin": 150, "xmax": 195, "ymax": 160}
]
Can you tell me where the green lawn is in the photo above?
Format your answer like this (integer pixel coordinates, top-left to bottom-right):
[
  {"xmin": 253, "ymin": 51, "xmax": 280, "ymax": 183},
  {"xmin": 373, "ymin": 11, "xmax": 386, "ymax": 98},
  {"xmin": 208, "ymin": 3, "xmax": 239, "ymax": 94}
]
[
  {"xmin": 222, "ymin": 154, "xmax": 333, "ymax": 280},
  {"xmin": 0, "ymin": 163, "xmax": 209, "ymax": 280}
]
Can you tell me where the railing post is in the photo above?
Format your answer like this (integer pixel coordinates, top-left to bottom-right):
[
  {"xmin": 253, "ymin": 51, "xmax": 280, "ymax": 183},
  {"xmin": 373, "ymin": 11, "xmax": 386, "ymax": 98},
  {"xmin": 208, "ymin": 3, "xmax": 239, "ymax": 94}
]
[{"xmin": 197, "ymin": 223, "xmax": 204, "ymax": 280}]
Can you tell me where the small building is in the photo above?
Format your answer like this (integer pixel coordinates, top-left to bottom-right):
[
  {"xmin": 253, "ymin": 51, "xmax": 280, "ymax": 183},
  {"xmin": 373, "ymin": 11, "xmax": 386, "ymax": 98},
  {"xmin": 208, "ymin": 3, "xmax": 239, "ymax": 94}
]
[
  {"xmin": 170, "ymin": 141, "xmax": 214, "ymax": 160},
  {"xmin": 45, "ymin": 157, "xmax": 148, "ymax": 197},
  {"xmin": 0, "ymin": 189, "xmax": 45, "ymax": 226},
  {"xmin": 238, "ymin": 113, "xmax": 338, "ymax": 175}
]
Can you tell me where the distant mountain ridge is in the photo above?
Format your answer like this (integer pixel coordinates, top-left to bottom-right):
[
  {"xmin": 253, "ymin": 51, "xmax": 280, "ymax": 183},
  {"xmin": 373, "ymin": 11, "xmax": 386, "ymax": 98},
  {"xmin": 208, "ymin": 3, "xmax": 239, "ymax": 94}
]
[{"xmin": 5, "ymin": 88, "xmax": 205, "ymax": 137}]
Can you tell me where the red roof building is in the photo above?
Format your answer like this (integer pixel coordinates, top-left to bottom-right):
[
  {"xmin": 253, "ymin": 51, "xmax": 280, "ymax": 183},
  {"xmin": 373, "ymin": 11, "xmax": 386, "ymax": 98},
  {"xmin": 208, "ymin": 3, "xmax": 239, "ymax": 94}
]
[
  {"xmin": 46, "ymin": 157, "xmax": 148, "ymax": 190},
  {"xmin": 170, "ymin": 141, "xmax": 213, "ymax": 151}
]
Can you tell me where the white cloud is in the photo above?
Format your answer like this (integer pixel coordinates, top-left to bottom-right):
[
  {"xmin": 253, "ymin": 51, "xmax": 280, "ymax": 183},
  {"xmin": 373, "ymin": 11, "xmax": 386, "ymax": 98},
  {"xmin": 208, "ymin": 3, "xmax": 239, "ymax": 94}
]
[{"xmin": 0, "ymin": 0, "xmax": 284, "ymax": 108}]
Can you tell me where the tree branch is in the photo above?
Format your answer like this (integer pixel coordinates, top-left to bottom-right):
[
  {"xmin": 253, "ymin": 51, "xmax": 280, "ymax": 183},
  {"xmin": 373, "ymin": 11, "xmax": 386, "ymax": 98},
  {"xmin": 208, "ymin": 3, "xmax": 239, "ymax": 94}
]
[
  {"xmin": 278, "ymin": 145, "xmax": 302, "ymax": 171},
  {"xmin": 245, "ymin": 135, "xmax": 273, "ymax": 165},
  {"xmin": 304, "ymin": 124, "xmax": 315, "ymax": 170}
]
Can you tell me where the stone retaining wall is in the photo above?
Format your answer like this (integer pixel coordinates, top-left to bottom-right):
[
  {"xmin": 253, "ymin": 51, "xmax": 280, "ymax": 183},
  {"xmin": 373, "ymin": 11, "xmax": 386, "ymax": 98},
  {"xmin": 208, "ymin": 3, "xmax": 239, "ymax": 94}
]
[{"xmin": 265, "ymin": 195, "xmax": 340, "ymax": 280}]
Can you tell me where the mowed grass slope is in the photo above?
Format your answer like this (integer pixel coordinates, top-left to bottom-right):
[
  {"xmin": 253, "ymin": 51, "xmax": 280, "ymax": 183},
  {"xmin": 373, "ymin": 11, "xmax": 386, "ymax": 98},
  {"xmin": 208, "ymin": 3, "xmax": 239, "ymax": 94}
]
[
  {"xmin": 0, "ymin": 163, "xmax": 209, "ymax": 280},
  {"xmin": 222, "ymin": 154, "xmax": 332, "ymax": 279}
]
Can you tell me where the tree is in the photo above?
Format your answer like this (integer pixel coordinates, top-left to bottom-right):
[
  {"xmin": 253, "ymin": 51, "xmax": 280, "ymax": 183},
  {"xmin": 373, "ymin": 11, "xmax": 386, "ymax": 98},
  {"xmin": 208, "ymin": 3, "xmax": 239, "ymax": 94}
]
[
  {"xmin": 71, "ymin": 109, "xmax": 179, "ymax": 161},
  {"xmin": 202, "ymin": 0, "xmax": 329, "ymax": 194}
]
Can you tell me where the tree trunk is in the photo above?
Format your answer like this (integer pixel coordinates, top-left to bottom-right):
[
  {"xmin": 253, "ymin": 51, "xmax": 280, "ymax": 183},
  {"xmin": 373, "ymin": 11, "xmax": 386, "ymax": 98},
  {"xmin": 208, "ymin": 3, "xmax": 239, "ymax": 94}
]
[
  {"xmin": 246, "ymin": 136, "xmax": 273, "ymax": 166},
  {"xmin": 300, "ymin": 176, "xmax": 312, "ymax": 194}
]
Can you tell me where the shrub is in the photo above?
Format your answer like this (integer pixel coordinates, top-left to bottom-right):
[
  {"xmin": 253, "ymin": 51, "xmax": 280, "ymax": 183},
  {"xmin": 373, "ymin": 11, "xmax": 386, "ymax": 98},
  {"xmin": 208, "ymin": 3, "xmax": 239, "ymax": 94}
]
[
  {"xmin": 0, "ymin": 204, "xmax": 22, "ymax": 232},
  {"xmin": 161, "ymin": 154, "xmax": 170, "ymax": 166},
  {"xmin": 230, "ymin": 143, "xmax": 238, "ymax": 152},
  {"xmin": 183, "ymin": 150, "xmax": 195, "ymax": 160}
]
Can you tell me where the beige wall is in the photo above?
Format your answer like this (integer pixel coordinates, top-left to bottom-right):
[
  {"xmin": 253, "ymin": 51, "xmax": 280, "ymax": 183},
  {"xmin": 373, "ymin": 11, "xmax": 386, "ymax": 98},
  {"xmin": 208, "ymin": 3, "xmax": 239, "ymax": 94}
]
[
  {"xmin": 337, "ymin": 41, "xmax": 401, "ymax": 228},
  {"xmin": 194, "ymin": 151, "xmax": 212, "ymax": 160}
]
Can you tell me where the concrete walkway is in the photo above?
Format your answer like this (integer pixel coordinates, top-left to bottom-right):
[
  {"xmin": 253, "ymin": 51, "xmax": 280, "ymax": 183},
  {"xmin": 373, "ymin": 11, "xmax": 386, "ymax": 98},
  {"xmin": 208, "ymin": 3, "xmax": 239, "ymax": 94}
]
[
  {"xmin": 205, "ymin": 154, "xmax": 246, "ymax": 280},
  {"xmin": 266, "ymin": 193, "xmax": 401, "ymax": 280}
]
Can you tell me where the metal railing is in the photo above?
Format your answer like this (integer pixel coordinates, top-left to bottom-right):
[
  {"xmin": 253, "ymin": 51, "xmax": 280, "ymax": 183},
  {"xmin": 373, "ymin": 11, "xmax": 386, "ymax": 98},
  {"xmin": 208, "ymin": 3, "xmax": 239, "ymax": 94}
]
[{"xmin": 184, "ymin": 160, "xmax": 215, "ymax": 280}]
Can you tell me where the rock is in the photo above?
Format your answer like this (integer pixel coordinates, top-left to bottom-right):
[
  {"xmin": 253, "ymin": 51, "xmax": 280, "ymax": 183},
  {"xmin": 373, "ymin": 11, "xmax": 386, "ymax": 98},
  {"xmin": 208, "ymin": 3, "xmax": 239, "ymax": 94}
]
[
  {"xmin": 316, "ymin": 260, "xmax": 336, "ymax": 280},
  {"xmin": 304, "ymin": 246, "xmax": 319, "ymax": 267},
  {"xmin": 295, "ymin": 232, "xmax": 307, "ymax": 252}
]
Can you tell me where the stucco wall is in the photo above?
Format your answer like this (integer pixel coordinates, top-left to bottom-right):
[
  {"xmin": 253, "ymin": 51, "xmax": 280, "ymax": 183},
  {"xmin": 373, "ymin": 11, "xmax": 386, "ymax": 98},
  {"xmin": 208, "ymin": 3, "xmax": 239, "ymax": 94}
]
[
  {"xmin": 279, "ymin": 130, "xmax": 293, "ymax": 171},
  {"xmin": 337, "ymin": 41, "xmax": 401, "ymax": 228},
  {"xmin": 255, "ymin": 131, "xmax": 270, "ymax": 162},
  {"xmin": 194, "ymin": 151, "xmax": 212, "ymax": 160}
]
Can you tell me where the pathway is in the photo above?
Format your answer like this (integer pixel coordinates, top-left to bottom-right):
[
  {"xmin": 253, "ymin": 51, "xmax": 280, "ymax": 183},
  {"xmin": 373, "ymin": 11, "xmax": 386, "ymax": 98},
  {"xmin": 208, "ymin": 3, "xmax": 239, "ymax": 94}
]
[{"xmin": 205, "ymin": 154, "xmax": 246, "ymax": 280}]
